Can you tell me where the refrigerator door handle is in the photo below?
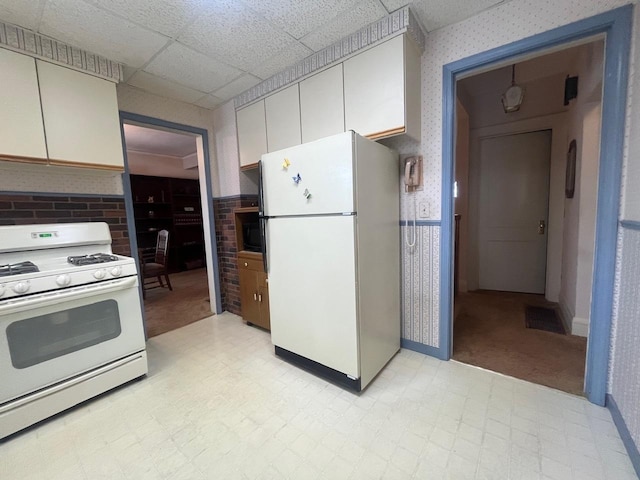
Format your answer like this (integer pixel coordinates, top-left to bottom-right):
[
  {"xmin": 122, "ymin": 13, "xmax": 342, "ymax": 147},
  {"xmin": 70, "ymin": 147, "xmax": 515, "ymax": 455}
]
[
  {"xmin": 260, "ymin": 216, "xmax": 268, "ymax": 273},
  {"xmin": 258, "ymin": 160, "xmax": 264, "ymax": 217}
]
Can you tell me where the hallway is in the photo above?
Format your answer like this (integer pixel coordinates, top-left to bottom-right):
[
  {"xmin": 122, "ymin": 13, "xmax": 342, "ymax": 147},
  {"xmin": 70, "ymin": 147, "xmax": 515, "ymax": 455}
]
[{"xmin": 453, "ymin": 291, "xmax": 587, "ymax": 395}]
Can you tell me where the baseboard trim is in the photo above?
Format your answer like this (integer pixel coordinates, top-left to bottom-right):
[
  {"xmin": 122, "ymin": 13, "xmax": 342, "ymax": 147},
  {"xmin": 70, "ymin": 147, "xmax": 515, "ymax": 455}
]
[
  {"xmin": 571, "ymin": 316, "xmax": 589, "ymax": 337},
  {"xmin": 606, "ymin": 394, "xmax": 640, "ymax": 478},
  {"xmin": 557, "ymin": 295, "xmax": 574, "ymax": 335},
  {"xmin": 401, "ymin": 338, "xmax": 447, "ymax": 360}
]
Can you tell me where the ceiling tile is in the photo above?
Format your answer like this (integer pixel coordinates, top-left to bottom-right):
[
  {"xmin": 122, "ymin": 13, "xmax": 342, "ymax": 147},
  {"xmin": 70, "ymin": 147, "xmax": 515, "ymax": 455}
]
[
  {"xmin": 144, "ymin": 42, "xmax": 242, "ymax": 93},
  {"xmin": 122, "ymin": 65, "xmax": 138, "ymax": 82},
  {"xmin": 381, "ymin": 0, "xmax": 505, "ymax": 32},
  {"xmin": 86, "ymin": 0, "xmax": 208, "ymax": 38},
  {"xmin": 178, "ymin": 2, "xmax": 296, "ymax": 71},
  {"xmin": 300, "ymin": 0, "xmax": 388, "ymax": 52},
  {"xmin": 39, "ymin": 0, "xmax": 168, "ymax": 68},
  {"xmin": 0, "ymin": 0, "xmax": 45, "ymax": 30},
  {"xmin": 128, "ymin": 71, "xmax": 206, "ymax": 104},
  {"xmin": 212, "ymin": 74, "xmax": 262, "ymax": 101},
  {"xmin": 250, "ymin": 41, "xmax": 313, "ymax": 80},
  {"xmin": 195, "ymin": 94, "xmax": 224, "ymax": 110},
  {"xmin": 244, "ymin": 0, "xmax": 363, "ymax": 40}
]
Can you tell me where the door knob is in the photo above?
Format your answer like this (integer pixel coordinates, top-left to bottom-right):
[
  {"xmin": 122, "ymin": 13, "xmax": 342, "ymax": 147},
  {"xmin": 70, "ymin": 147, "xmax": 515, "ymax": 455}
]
[{"xmin": 538, "ymin": 220, "xmax": 546, "ymax": 235}]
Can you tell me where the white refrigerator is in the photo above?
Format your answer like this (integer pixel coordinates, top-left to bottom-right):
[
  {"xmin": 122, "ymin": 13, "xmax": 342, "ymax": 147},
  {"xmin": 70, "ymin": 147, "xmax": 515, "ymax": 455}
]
[{"xmin": 260, "ymin": 131, "xmax": 400, "ymax": 391}]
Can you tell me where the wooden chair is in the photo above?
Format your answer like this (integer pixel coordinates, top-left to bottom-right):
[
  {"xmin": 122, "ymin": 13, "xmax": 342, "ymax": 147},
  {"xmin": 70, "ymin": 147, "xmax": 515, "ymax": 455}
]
[{"xmin": 140, "ymin": 229, "xmax": 172, "ymax": 299}]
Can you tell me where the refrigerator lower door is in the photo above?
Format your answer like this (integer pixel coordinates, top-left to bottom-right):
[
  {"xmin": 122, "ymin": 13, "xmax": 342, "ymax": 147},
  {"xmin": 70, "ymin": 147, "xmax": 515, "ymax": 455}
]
[{"xmin": 267, "ymin": 215, "xmax": 359, "ymax": 379}]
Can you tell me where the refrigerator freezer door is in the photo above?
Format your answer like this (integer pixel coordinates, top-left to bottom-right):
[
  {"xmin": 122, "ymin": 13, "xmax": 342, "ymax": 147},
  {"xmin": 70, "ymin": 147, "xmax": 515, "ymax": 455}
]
[
  {"xmin": 267, "ymin": 215, "xmax": 359, "ymax": 378},
  {"xmin": 262, "ymin": 131, "xmax": 355, "ymax": 217}
]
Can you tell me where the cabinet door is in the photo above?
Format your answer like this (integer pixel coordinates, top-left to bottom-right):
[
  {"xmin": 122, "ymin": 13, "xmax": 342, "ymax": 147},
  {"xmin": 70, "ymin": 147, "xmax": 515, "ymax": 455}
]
[
  {"xmin": 37, "ymin": 60, "xmax": 124, "ymax": 169},
  {"xmin": 265, "ymin": 84, "xmax": 301, "ymax": 153},
  {"xmin": 239, "ymin": 268, "xmax": 260, "ymax": 324},
  {"xmin": 300, "ymin": 64, "xmax": 345, "ymax": 143},
  {"xmin": 343, "ymin": 35, "xmax": 405, "ymax": 139},
  {"xmin": 237, "ymin": 100, "xmax": 267, "ymax": 168},
  {"xmin": 0, "ymin": 49, "xmax": 47, "ymax": 160},
  {"xmin": 257, "ymin": 273, "xmax": 270, "ymax": 330}
]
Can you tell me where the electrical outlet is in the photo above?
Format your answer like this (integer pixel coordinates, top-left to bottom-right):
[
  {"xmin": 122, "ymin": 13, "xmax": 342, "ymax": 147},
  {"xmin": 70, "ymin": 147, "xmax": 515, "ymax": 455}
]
[{"xmin": 419, "ymin": 202, "xmax": 430, "ymax": 218}]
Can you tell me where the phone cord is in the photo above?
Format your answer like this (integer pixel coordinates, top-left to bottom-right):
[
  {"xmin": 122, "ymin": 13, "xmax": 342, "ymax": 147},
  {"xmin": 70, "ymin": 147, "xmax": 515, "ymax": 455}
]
[{"xmin": 406, "ymin": 193, "xmax": 417, "ymax": 248}]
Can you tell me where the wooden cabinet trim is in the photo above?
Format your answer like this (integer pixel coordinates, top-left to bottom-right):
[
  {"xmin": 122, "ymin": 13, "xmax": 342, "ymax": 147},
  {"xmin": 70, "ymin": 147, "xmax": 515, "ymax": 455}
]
[
  {"xmin": 0, "ymin": 154, "xmax": 48, "ymax": 165},
  {"xmin": 48, "ymin": 158, "xmax": 125, "ymax": 172},
  {"xmin": 365, "ymin": 127, "xmax": 406, "ymax": 140}
]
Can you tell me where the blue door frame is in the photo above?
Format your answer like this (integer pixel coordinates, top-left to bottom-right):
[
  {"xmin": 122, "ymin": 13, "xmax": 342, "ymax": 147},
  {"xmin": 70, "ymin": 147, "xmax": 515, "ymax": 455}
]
[
  {"xmin": 118, "ymin": 111, "xmax": 223, "ymax": 337},
  {"xmin": 441, "ymin": 5, "xmax": 632, "ymax": 405}
]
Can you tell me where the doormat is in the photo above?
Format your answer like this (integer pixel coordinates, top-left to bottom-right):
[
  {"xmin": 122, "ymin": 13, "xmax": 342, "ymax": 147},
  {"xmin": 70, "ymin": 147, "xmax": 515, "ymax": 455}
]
[{"xmin": 524, "ymin": 306, "xmax": 566, "ymax": 334}]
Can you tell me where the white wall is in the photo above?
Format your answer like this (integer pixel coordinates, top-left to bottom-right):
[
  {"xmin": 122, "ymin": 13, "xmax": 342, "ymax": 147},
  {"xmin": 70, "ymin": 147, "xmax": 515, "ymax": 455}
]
[
  {"xmin": 211, "ymin": 101, "xmax": 258, "ymax": 197},
  {"xmin": 126, "ymin": 151, "xmax": 199, "ymax": 179},
  {"xmin": 116, "ymin": 84, "xmax": 221, "ymax": 196},
  {"xmin": 559, "ymin": 40, "xmax": 604, "ymax": 337}
]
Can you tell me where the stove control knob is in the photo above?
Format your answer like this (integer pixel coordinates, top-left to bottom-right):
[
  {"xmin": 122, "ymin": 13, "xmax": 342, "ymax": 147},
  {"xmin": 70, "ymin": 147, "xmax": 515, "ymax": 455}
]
[
  {"xmin": 93, "ymin": 269, "xmax": 106, "ymax": 280},
  {"xmin": 110, "ymin": 266, "xmax": 122, "ymax": 277},
  {"xmin": 13, "ymin": 281, "xmax": 30, "ymax": 294},
  {"xmin": 56, "ymin": 274, "xmax": 71, "ymax": 287}
]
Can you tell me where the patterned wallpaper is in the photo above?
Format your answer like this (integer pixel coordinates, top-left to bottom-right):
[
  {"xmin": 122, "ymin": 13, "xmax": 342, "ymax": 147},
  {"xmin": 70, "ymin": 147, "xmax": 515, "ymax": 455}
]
[
  {"xmin": 401, "ymin": 224, "xmax": 440, "ymax": 347},
  {"xmin": 0, "ymin": 20, "xmax": 122, "ymax": 82},
  {"xmin": 610, "ymin": 226, "xmax": 640, "ymax": 451},
  {"xmin": 0, "ymin": 160, "xmax": 124, "ymax": 195}
]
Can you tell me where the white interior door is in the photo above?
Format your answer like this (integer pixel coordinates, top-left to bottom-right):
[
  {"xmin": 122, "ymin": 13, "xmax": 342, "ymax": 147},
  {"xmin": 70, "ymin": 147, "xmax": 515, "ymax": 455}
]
[{"xmin": 478, "ymin": 130, "xmax": 551, "ymax": 293}]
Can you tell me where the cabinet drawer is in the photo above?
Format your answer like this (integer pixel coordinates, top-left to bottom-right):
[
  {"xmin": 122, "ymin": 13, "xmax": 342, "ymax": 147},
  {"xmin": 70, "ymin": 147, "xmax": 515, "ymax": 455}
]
[{"xmin": 238, "ymin": 256, "xmax": 263, "ymax": 272}]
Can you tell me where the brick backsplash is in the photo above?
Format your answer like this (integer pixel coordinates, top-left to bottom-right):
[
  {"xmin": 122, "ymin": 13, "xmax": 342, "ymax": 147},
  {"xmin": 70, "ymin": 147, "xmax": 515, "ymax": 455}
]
[
  {"xmin": 0, "ymin": 194, "xmax": 130, "ymax": 256},
  {"xmin": 214, "ymin": 195, "xmax": 258, "ymax": 315},
  {"xmin": 0, "ymin": 192, "xmax": 258, "ymax": 314}
]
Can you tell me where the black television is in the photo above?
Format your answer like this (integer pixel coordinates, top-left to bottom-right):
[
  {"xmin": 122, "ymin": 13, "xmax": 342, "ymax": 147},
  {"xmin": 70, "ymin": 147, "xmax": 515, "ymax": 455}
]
[{"xmin": 242, "ymin": 221, "xmax": 262, "ymax": 252}]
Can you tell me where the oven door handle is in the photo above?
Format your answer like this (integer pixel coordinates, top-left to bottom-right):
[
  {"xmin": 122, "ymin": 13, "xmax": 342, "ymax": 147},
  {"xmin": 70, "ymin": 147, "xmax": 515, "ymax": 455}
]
[{"xmin": 0, "ymin": 277, "xmax": 138, "ymax": 316}]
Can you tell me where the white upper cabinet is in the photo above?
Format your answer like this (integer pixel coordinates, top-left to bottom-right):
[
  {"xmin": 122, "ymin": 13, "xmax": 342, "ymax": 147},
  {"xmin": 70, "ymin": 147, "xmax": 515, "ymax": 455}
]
[
  {"xmin": 237, "ymin": 99, "xmax": 268, "ymax": 168},
  {"xmin": 300, "ymin": 64, "xmax": 345, "ymax": 143},
  {"xmin": 37, "ymin": 60, "xmax": 124, "ymax": 170},
  {"xmin": 0, "ymin": 49, "xmax": 47, "ymax": 160},
  {"xmin": 343, "ymin": 34, "xmax": 421, "ymax": 141},
  {"xmin": 265, "ymin": 84, "xmax": 301, "ymax": 152}
]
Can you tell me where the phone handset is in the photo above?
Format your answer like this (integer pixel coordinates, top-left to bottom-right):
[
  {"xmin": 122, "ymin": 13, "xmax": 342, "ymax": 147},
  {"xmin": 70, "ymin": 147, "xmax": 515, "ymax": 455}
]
[
  {"xmin": 405, "ymin": 157, "xmax": 417, "ymax": 189},
  {"xmin": 403, "ymin": 156, "xmax": 421, "ymax": 248}
]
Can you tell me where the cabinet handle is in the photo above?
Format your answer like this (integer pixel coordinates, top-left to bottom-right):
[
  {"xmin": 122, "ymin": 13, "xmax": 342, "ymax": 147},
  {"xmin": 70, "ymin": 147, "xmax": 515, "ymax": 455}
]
[
  {"xmin": 258, "ymin": 294, "xmax": 262, "ymax": 302},
  {"xmin": 253, "ymin": 293, "xmax": 257, "ymax": 301},
  {"xmin": 244, "ymin": 262, "xmax": 248, "ymax": 267}
]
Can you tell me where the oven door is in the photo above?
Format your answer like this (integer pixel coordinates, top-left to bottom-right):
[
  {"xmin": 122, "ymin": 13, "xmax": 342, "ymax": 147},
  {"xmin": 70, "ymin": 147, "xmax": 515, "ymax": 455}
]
[{"xmin": 0, "ymin": 276, "xmax": 145, "ymax": 404}]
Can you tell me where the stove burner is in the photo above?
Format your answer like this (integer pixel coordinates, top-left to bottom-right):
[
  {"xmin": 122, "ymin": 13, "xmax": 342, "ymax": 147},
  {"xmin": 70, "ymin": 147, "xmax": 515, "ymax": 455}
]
[
  {"xmin": 67, "ymin": 253, "xmax": 119, "ymax": 266},
  {"xmin": 0, "ymin": 261, "xmax": 39, "ymax": 277}
]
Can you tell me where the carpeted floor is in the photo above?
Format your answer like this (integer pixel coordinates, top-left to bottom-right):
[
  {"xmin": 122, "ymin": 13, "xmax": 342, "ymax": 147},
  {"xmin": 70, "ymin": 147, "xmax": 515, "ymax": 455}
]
[
  {"xmin": 453, "ymin": 290, "xmax": 588, "ymax": 396},
  {"xmin": 142, "ymin": 268, "xmax": 212, "ymax": 338}
]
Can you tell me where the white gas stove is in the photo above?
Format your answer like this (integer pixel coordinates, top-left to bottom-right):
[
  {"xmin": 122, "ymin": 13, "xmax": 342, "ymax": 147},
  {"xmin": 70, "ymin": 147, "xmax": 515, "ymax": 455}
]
[
  {"xmin": 0, "ymin": 222, "xmax": 147, "ymax": 440},
  {"xmin": 0, "ymin": 223, "xmax": 138, "ymax": 300}
]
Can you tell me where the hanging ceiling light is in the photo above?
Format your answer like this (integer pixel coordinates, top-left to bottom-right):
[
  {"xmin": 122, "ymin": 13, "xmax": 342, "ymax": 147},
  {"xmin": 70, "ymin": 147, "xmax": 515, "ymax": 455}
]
[{"xmin": 502, "ymin": 64, "xmax": 525, "ymax": 113}]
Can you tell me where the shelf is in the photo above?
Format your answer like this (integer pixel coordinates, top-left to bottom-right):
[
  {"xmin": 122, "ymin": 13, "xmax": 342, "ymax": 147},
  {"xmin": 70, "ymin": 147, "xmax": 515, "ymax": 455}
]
[
  {"xmin": 131, "ymin": 174, "xmax": 205, "ymax": 274},
  {"xmin": 234, "ymin": 206, "xmax": 259, "ymax": 214}
]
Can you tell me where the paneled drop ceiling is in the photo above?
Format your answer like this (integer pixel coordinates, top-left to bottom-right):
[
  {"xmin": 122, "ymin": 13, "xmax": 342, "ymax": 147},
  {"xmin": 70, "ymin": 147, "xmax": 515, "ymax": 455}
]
[{"xmin": 0, "ymin": 0, "xmax": 507, "ymax": 110}]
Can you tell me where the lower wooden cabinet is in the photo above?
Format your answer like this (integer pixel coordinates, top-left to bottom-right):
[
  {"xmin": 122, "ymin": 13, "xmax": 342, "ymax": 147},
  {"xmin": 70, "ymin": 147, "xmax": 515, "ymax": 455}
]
[{"xmin": 238, "ymin": 252, "xmax": 270, "ymax": 330}]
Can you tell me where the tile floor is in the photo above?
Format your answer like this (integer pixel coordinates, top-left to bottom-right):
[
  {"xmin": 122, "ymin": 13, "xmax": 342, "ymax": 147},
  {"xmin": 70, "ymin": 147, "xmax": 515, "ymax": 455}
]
[{"xmin": 0, "ymin": 313, "xmax": 636, "ymax": 480}]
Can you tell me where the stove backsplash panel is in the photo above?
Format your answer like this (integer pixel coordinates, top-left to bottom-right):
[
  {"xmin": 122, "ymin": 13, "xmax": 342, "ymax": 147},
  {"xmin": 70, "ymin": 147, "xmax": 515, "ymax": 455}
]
[{"xmin": 0, "ymin": 194, "xmax": 130, "ymax": 256}]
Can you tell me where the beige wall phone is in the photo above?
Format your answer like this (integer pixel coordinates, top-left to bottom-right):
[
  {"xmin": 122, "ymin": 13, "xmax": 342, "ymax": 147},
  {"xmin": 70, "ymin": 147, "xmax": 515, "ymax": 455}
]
[
  {"xmin": 403, "ymin": 156, "xmax": 422, "ymax": 248},
  {"xmin": 404, "ymin": 156, "xmax": 422, "ymax": 192}
]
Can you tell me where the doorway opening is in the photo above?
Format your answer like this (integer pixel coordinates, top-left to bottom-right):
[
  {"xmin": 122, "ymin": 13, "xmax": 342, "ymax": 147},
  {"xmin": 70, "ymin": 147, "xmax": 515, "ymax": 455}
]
[
  {"xmin": 451, "ymin": 39, "xmax": 605, "ymax": 395},
  {"xmin": 120, "ymin": 119, "xmax": 219, "ymax": 338}
]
